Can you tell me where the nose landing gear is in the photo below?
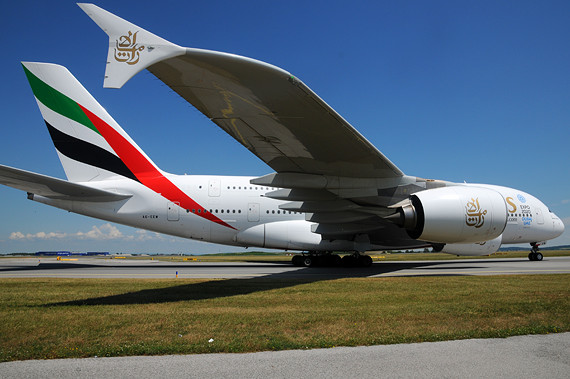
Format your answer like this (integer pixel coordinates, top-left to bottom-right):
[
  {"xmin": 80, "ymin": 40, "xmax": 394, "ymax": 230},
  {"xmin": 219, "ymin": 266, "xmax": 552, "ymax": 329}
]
[{"xmin": 528, "ymin": 242, "xmax": 543, "ymax": 261}]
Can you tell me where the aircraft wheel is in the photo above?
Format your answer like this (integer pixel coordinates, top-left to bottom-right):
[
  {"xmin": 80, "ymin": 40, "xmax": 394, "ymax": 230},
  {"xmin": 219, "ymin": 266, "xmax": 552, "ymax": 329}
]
[
  {"xmin": 292, "ymin": 255, "xmax": 303, "ymax": 266},
  {"xmin": 303, "ymin": 256, "xmax": 316, "ymax": 267},
  {"xmin": 529, "ymin": 243, "xmax": 543, "ymax": 261}
]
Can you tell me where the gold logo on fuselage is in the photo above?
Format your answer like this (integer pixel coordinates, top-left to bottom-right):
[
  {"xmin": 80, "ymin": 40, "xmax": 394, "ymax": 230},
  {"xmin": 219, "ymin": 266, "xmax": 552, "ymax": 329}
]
[
  {"xmin": 505, "ymin": 196, "xmax": 517, "ymax": 213},
  {"xmin": 114, "ymin": 31, "xmax": 145, "ymax": 65},
  {"xmin": 465, "ymin": 197, "xmax": 487, "ymax": 228}
]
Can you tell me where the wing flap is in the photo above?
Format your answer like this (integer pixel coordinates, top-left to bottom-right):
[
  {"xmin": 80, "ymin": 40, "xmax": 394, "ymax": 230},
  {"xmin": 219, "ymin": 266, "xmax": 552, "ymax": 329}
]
[{"xmin": 0, "ymin": 164, "xmax": 131, "ymax": 202}]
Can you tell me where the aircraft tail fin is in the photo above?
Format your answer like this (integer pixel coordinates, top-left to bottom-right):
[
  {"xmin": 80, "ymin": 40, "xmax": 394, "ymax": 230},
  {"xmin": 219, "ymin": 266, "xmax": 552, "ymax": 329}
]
[
  {"xmin": 78, "ymin": 3, "xmax": 185, "ymax": 88},
  {"xmin": 22, "ymin": 62, "xmax": 160, "ymax": 183}
]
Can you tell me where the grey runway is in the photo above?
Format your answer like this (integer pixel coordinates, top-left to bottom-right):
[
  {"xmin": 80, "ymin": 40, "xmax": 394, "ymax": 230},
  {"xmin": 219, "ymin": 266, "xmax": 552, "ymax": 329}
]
[
  {"xmin": 0, "ymin": 256, "xmax": 569, "ymax": 279},
  {"xmin": 1, "ymin": 333, "xmax": 568, "ymax": 378}
]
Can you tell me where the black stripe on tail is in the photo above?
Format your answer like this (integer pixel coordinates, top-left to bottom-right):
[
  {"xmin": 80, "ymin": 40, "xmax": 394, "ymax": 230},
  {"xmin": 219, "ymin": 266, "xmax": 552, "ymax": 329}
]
[{"xmin": 45, "ymin": 120, "xmax": 139, "ymax": 182}]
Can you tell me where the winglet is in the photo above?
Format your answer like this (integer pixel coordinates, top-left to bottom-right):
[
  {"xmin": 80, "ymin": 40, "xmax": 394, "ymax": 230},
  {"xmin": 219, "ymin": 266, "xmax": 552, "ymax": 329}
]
[{"xmin": 78, "ymin": 3, "xmax": 185, "ymax": 88}]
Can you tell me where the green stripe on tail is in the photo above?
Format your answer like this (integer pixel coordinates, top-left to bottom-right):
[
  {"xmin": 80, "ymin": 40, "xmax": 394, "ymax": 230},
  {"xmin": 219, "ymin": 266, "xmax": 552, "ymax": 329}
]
[{"xmin": 22, "ymin": 64, "xmax": 100, "ymax": 136}]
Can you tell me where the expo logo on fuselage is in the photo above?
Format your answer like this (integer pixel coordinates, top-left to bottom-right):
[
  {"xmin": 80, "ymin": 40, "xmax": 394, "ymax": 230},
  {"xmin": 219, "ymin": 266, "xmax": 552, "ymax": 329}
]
[{"xmin": 506, "ymin": 195, "xmax": 532, "ymax": 225}]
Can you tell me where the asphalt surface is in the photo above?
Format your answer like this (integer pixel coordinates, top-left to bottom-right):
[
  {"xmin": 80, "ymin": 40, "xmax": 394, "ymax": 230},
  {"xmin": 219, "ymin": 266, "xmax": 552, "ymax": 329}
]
[
  {"xmin": 0, "ymin": 256, "xmax": 569, "ymax": 279},
  {"xmin": 1, "ymin": 333, "xmax": 568, "ymax": 378}
]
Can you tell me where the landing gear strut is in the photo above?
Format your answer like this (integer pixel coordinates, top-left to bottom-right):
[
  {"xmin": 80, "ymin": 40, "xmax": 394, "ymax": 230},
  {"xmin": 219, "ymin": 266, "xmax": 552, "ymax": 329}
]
[{"xmin": 528, "ymin": 242, "xmax": 543, "ymax": 261}]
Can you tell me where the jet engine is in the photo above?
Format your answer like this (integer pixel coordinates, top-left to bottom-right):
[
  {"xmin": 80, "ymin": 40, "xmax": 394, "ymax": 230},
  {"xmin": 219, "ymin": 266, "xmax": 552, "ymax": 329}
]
[{"xmin": 394, "ymin": 186, "xmax": 508, "ymax": 244}]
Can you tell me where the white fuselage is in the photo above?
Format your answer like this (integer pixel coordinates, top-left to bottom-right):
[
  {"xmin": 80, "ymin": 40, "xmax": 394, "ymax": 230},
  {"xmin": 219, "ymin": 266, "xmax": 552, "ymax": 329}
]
[{"xmin": 30, "ymin": 173, "xmax": 565, "ymax": 253}]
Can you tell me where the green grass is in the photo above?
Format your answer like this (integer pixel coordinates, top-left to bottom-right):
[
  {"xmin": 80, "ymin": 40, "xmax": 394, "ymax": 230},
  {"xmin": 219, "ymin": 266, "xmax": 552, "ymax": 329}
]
[{"xmin": 0, "ymin": 274, "xmax": 568, "ymax": 361}]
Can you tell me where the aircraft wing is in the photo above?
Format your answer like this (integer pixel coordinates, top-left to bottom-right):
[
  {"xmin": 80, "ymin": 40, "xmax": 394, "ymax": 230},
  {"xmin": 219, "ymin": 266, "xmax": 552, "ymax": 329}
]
[
  {"xmin": 80, "ymin": 4, "xmax": 424, "ymax": 248},
  {"xmin": 148, "ymin": 55, "xmax": 403, "ymax": 179},
  {"xmin": 0, "ymin": 164, "xmax": 131, "ymax": 202},
  {"xmin": 80, "ymin": 3, "xmax": 403, "ymax": 180}
]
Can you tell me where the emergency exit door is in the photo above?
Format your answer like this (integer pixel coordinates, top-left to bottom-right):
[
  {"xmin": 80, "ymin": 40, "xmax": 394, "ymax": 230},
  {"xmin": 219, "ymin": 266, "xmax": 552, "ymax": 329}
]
[
  {"xmin": 167, "ymin": 201, "xmax": 180, "ymax": 221},
  {"xmin": 247, "ymin": 203, "xmax": 260, "ymax": 222}
]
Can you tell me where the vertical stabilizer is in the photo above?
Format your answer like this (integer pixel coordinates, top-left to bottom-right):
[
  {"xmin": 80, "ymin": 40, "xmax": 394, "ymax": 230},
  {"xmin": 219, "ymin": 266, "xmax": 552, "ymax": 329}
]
[
  {"xmin": 22, "ymin": 62, "xmax": 160, "ymax": 183},
  {"xmin": 78, "ymin": 3, "xmax": 185, "ymax": 88}
]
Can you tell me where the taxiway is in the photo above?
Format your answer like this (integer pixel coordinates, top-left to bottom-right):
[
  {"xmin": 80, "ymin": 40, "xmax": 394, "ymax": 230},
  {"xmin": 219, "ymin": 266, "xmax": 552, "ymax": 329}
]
[{"xmin": 0, "ymin": 256, "xmax": 569, "ymax": 279}]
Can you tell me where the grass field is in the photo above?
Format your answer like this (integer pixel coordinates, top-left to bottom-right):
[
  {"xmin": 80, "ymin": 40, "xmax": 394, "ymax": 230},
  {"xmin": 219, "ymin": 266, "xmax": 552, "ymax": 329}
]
[{"xmin": 0, "ymin": 274, "xmax": 568, "ymax": 361}]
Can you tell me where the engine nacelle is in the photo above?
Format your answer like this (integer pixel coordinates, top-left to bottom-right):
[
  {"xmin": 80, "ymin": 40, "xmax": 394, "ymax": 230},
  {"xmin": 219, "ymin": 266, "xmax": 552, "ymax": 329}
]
[
  {"xmin": 442, "ymin": 234, "xmax": 502, "ymax": 256},
  {"xmin": 397, "ymin": 186, "xmax": 508, "ymax": 244}
]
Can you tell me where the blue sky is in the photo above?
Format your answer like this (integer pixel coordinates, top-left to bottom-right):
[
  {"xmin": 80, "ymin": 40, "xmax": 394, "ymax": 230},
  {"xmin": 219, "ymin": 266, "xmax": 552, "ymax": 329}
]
[{"xmin": 0, "ymin": 1, "xmax": 568, "ymax": 254}]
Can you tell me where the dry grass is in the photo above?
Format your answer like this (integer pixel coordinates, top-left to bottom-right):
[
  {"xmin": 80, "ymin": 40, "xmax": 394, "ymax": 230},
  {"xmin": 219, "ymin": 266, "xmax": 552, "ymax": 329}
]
[{"xmin": 0, "ymin": 274, "xmax": 568, "ymax": 361}]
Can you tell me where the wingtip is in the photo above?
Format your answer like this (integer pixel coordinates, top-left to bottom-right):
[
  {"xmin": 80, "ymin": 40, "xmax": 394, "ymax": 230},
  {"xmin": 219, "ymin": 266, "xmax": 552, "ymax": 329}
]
[
  {"xmin": 76, "ymin": 3, "xmax": 94, "ymax": 11},
  {"xmin": 76, "ymin": 3, "xmax": 95, "ymax": 16},
  {"xmin": 78, "ymin": 2, "xmax": 185, "ymax": 89}
]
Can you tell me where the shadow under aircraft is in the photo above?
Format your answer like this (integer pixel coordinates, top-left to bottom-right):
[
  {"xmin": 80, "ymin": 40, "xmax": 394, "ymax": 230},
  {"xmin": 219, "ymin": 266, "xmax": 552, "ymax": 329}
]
[{"xmin": 33, "ymin": 259, "xmax": 497, "ymax": 307}]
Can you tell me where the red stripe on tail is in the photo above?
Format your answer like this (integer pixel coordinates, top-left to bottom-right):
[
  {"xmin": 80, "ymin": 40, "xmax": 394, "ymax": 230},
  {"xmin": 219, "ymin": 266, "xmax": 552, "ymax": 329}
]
[{"xmin": 79, "ymin": 104, "xmax": 236, "ymax": 230}]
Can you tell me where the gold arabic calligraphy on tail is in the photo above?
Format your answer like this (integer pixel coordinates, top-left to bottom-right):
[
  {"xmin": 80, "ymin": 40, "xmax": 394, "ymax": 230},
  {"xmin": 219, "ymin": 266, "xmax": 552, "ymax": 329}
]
[
  {"xmin": 114, "ymin": 31, "xmax": 145, "ymax": 65},
  {"xmin": 465, "ymin": 197, "xmax": 487, "ymax": 228}
]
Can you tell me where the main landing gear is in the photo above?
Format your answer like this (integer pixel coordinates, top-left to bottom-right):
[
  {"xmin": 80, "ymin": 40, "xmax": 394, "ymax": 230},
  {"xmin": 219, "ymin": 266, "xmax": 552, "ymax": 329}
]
[
  {"xmin": 528, "ymin": 242, "xmax": 543, "ymax": 261},
  {"xmin": 291, "ymin": 251, "xmax": 373, "ymax": 268}
]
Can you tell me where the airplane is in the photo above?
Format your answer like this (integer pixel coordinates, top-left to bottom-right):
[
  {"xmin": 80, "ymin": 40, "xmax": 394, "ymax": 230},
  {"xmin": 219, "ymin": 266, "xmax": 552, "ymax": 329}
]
[{"xmin": 0, "ymin": 3, "xmax": 564, "ymax": 266}]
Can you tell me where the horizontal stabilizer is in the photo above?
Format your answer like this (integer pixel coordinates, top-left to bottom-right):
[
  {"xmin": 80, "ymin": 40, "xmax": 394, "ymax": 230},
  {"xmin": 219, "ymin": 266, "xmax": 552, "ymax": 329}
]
[
  {"xmin": 78, "ymin": 3, "xmax": 185, "ymax": 88},
  {"xmin": 0, "ymin": 164, "xmax": 131, "ymax": 202}
]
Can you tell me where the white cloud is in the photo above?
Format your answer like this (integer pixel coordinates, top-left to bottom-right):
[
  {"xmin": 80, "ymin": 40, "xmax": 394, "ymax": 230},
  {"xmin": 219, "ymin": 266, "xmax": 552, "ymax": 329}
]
[
  {"xmin": 75, "ymin": 224, "xmax": 124, "ymax": 240},
  {"xmin": 8, "ymin": 223, "xmax": 160, "ymax": 241},
  {"xmin": 132, "ymin": 230, "xmax": 165, "ymax": 241},
  {"xmin": 9, "ymin": 231, "xmax": 68, "ymax": 240},
  {"xmin": 9, "ymin": 232, "xmax": 26, "ymax": 240}
]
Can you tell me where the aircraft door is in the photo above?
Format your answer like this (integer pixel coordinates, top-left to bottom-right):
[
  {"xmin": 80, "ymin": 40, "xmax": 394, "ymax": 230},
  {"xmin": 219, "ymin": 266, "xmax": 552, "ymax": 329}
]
[
  {"xmin": 536, "ymin": 208, "xmax": 544, "ymax": 224},
  {"xmin": 167, "ymin": 201, "xmax": 180, "ymax": 221},
  {"xmin": 248, "ymin": 203, "xmax": 260, "ymax": 222},
  {"xmin": 208, "ymin": 179, "xmax": 220, "ymax": 197}
]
